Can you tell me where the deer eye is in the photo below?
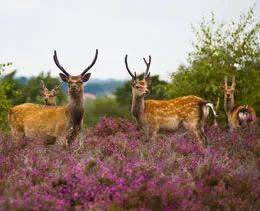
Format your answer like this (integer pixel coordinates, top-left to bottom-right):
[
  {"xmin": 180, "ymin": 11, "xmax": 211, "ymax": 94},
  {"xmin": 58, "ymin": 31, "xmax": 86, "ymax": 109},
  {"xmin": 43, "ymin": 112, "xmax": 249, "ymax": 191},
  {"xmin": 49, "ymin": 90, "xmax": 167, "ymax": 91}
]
[{"xmin": 136, "ymin": 86, "xmax": 141, "ymax": 89}]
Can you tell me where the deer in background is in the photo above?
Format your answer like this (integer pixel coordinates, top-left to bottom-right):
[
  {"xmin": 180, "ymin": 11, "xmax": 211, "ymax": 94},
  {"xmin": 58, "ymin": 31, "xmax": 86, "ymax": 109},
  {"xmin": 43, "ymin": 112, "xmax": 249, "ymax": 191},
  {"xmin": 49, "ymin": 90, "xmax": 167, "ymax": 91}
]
[
  {"xmin": 8, "ymin": 49, "xmax": 98, "ymax": 145},
  {"xmin": 40, "ymin": 80, "xmax": 63, "ymax": 106},
  {"xmin": 220, "ymin": 76, "xmax": 257, "ymax": 130},
  {"xmin": 125, "ymin": 54, "xmax": 217, "ymax": 147}
]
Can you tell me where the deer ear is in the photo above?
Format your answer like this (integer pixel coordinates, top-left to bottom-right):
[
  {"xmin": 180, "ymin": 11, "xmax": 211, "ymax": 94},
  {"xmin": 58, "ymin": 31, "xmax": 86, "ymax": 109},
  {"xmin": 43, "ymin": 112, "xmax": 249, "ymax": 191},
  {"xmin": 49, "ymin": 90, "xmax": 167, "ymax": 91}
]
[
  {"xmin": 131, "ymin": 79, "xmax": 136, "ymax": 87},
  {"xmin": 52, "ymin": 89, "xmax": 60, "ymax": 96},
  {"xmin": 39, "ymin": 80, "xmax": 46, "ymax": 95},
  {"xmin": 146, "ymin": 78, "xmax": 152, "ymax": 86},
  {"xmin": 59, "ymin": 73, "xmax": 69, "ymax": 82},
  {"xmin": 82, "ymin": 73, "xmax": 91, "ymax": 82},
  {"xmin": 40, "ymin": 88, "xmax": 45, "ymax": 95}
]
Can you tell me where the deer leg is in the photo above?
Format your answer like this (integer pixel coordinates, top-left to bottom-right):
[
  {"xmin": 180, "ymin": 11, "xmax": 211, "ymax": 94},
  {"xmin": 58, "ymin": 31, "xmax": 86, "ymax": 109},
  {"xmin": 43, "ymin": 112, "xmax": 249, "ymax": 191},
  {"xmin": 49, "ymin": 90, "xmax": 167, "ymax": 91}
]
[
  {"xmin": 66, "ymin": 125, "xmax": 81, "ymax": 145},
  {"xmin": 228, "ymin": 122, "xmax": 236, "ymax": 133},
  {"xmin": 10, "ymin": 131, "xmax": 25, "ymax": 145},
  {"xmin": 183, "ymin": 121, "xmax": 204, "ymax": 148},
  {"xmin": 199, "ymin": 126, "xmax": 209, "ymax": 147},
  {"xmin": 193, "ymin": 129, "xmax": 204, "ymax": 149}
]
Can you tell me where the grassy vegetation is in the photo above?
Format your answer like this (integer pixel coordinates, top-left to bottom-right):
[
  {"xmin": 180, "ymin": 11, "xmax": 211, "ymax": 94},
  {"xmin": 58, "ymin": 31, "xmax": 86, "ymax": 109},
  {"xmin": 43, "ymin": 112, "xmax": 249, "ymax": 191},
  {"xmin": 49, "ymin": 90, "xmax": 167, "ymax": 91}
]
[{"xmin": 0, "ymin": 116, "xmax": 259, "ymax": 210}]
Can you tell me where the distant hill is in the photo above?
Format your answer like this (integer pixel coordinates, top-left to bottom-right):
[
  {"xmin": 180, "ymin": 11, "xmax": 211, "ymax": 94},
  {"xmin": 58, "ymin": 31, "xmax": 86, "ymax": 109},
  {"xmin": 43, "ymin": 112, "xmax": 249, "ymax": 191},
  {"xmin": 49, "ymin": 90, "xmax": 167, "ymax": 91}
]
[
  {"xmin": 16, "ymin": 77, "xmax": 126, "ymax": 97},
  {"xmin": 17, "ymin": 76, "xmax": 29, "ymax": 85},
  {"xmin": 84, "ymin": 79, "xmax": 126, "ymax": 96}
]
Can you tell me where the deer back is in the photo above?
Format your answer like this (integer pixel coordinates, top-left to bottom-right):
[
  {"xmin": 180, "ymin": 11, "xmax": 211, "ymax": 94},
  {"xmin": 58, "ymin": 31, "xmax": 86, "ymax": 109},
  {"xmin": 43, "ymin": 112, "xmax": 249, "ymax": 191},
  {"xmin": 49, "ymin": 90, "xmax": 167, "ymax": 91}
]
[
  {"xmin": 8, "ymin": 49, "xmax": 98, "ymax": 145},
  {"xmin": 143, "ymin": 95, "xmax": 208, "ymax": 131},
  {"xmin": 8, "ymin": 103, "xmax": 69, "ymax": 136},
  {"xmin": 229, "ymin": 105, "xmax": 257, "ymax": 128}
]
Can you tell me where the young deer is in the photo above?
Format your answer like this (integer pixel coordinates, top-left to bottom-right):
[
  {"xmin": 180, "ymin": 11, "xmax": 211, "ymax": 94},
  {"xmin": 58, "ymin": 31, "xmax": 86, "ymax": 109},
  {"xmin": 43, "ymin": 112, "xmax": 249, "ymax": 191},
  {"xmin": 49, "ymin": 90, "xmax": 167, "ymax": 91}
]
[
  {"xmin": 125, "ymin": 54, "xmax": 217, "ymax": 147},
  {"xmin": 8, "ymin": 49, "xmax": 98, "ymax": 145},
  {"xmin": 220, "ymin": 76, "xmax": 257, "ymax": 130},
  {"xmin": 40, "ymin": 80, "xmax": 63, "ymax": 106}
]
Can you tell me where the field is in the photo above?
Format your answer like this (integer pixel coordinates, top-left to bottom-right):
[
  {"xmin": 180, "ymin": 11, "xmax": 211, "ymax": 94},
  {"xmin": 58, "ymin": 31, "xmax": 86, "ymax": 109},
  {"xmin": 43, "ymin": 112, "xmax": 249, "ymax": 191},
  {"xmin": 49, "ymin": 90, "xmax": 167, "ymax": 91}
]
[{"xmin": 0, "ymin": 116, "xmax": 259, "ymax": 211}]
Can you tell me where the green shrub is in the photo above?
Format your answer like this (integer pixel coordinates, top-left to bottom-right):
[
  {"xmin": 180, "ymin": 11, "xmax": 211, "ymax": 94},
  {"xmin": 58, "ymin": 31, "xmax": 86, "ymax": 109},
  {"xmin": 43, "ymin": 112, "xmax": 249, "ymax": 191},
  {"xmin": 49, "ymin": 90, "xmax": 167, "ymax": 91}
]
[
  {"xmin": 84, "ymin": 97, "xmax": 133, "ymax": 127},
  {"xmin": 0, "ymin": 63, "xmax": 13, "ymax": 132}
]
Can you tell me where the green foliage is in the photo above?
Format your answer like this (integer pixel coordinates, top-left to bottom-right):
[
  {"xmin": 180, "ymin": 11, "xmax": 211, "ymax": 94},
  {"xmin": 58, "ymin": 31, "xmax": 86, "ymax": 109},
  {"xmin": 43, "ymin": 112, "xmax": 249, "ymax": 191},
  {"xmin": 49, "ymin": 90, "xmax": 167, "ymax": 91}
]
[
  {"xmin": 2, "ymin": 71, "xmax": 67, "ymax": 106},
  {"xmin": 114, "ymin": 74, "xmax": 168, "ymax": 107},
  {"xmin": 84, "ymin": 97, "xmax": 133, "ymax": 127},
  {"xmin": 0, "ymin": 63, "xmax": 13, "ymax": 132},
  {"xmin": 1, "ymin": 70, "xmax": 23, "ymax": 105},
  {"xmin": 164, "ymin": 7, "xmax": 260, "ymax": 124}
]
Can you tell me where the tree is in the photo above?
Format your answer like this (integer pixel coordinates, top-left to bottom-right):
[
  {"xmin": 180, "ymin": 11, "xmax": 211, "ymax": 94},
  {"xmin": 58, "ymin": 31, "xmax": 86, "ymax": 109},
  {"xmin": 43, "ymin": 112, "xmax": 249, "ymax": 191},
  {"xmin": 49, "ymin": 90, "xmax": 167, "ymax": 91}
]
[
  {"xmin": 0, "ymin": 63, "xmax": 13, "ymax": 132},
  {"xmin": 3, "ymin": 71, "xmax": 67, "ymax": 106},
  {"xmin": 84, "ymin": 97, "xmax": 132, "ymax": 127},
  {"xmin": 163, "ymin": 7, "xmax": 260, "ymax": 124}
]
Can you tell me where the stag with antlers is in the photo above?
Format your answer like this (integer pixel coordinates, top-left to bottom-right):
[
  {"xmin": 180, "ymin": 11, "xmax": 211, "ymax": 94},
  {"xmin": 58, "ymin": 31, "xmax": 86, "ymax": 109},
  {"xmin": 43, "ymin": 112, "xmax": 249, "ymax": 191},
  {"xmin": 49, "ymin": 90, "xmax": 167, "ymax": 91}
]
[
  {"xmin": 125, "ymin": 54, "xmax": 217, "ymax": 147},
  {"xmin": 8, "ymin": 49, "xmax": 98, "ymax": 145},
  {"xmin": 40, "ymin": 80, "xmax": 63, "ymax": 106},
  {"xmin": 220, "ymin": 76, "xmax": 257, "ymax": 130}
]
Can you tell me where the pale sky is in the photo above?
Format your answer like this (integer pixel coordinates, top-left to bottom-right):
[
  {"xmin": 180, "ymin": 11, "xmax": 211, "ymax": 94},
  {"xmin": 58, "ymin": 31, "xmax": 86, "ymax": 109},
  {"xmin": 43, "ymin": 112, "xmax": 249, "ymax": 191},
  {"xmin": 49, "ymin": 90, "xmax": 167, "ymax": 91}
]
[{"xmin": 0, "ymin": 0, "xmax": 259, "ymax": 81}]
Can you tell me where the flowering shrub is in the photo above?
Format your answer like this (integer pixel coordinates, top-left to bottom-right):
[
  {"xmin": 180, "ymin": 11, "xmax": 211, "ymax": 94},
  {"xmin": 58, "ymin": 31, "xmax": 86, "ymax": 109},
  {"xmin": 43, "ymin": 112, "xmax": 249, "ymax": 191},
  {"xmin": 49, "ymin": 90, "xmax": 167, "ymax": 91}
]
[{"xmin": 0, "ymin": 116, "xmax": 259, "ymax": 210}]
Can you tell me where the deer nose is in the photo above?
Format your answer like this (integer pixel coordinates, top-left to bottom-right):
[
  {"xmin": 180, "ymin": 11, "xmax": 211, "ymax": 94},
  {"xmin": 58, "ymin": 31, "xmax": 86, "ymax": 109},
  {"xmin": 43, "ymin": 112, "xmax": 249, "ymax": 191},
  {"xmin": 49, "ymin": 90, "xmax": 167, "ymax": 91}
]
[
  {"xmin": 71, "ymin": 86, "xmax": 77, "ymax": 91},
  {"xmin": 227, "ymin": 94, "xmax": 230, "ymax": 98},
  {"xmin": 145, "ymin": 90, "xmax": 150, "ymax": 96}
]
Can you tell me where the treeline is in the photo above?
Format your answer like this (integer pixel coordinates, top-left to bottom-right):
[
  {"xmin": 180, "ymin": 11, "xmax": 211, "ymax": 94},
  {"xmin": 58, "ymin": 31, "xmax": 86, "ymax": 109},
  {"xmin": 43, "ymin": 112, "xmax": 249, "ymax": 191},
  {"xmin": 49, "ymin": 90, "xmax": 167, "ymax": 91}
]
[
  {"xmin": 163, "ymin": 8, "xmax": 260, "ymax": 125},
  {"xmin": 1, "ymin": 7, "xmax": 259, "ymax": 131}
]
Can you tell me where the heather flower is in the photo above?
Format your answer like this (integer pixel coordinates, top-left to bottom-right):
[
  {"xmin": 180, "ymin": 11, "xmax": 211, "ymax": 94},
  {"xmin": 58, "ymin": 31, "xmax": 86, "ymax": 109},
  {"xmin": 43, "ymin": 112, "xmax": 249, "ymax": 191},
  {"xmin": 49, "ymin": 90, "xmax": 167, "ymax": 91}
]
[{"xmin": 0, "ymin": 117, "xmax": 259, "ymax": 210}]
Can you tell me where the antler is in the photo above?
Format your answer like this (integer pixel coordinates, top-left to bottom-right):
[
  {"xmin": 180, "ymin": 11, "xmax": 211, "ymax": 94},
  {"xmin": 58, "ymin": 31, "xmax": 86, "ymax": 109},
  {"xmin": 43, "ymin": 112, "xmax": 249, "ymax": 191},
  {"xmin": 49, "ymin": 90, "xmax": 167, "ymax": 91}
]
[
  {"xmin": 224, "ymin": 76, "xmax": 227, "ymax": 87},
  {"xmin": 53, "ymin": 50, "xmax": 70, "ymax": 76},
  {"xmin": 232, "ymin": 76, "xmax": 236, "ymax": 87},
  {"xmin": 125, "ymin": 55, "xmax": 137, "ymax": 80},
  {"xmin": 53, "ymin": 82, "xmax": 64, "ymax": 91},
  {"xmin": 40, "ymin": 80, "xmax": 46, "ymax": 89},
  {"xmin": 143, "ymin": 55, "xmax": 151, "ymax": 80},
  {"xmin": 81, "ymin": 49, "xmax": 99, "ymax": 76}
]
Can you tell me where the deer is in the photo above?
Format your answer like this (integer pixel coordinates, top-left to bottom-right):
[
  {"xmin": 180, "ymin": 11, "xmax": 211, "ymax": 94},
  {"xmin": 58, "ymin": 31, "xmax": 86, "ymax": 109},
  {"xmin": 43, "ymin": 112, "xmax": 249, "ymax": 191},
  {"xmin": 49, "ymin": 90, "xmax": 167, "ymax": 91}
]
[
  {"xmin": 124, "ymin": 54, "xmax": 217, "ymax": 147},
  {"xmin": 39, "ymin": 80, "xmax": 63, "ymax": 106},
  {"xmin": 220, "ymin": 76, "xmax": 257, "ymax": 130},
  {"xmin": 8, "ymin": 49, "xmax": 98, "ymax": 145}
]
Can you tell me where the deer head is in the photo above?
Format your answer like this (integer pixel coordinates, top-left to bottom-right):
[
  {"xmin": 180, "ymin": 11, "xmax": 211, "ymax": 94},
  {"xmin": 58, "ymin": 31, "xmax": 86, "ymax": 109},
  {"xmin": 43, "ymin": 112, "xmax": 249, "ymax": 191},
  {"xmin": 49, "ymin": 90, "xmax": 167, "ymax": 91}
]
[
  {"xmin": 123, "ymin": 54, "xmax": 217, "ymax": 147},
  {"xmin": 8, "ymin": 49, "xmax": 99, "ymax": 146},
  {"xmin": 219, "ymin": 76, "xmax": 257, "ymax": 130},
  {"xmin": 53, "ymin": 49, "xmax": 98, "ymax": 98},
  {"xmin": 220, "ymin": 76, "xmax": 235, "ymax": 99},
  {"xmin": 40, "ymin": 80, "xmax": 63, "ymax": 106},
  {"xmin": 220, "ymin": 76, "xmax": 236, "ymax": 115},
  {"xmin": 125, "ymin": 54, "xmax": 152, "ymax": 97}
]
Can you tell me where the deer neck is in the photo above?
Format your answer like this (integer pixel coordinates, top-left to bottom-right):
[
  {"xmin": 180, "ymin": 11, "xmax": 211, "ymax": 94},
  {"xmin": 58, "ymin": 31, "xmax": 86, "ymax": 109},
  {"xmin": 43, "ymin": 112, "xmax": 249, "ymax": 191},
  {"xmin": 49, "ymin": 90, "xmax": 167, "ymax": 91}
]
[
  {"xmin": 224, "ymin": 96, "xmax": 234, "ymax": 115},
  {"xmin": 66, "ymin": 92, "xmax": 84, "ymax": 127},
  {"xmin": 51, "ymin": 101, "xmax": 56, "ymax": 106},
  {"xmin": 131, "ymin": 95, "xmax": 145, "ymax": 125}
]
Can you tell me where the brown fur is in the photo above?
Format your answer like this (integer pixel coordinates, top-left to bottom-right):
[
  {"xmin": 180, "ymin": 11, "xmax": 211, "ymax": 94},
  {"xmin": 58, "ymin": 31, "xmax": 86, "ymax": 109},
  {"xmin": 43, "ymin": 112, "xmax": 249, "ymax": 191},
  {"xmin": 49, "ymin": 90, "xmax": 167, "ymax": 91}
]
[
  {"xmin": 131, "ymin": 80, "xmax": 217, "ymax": 148},
  {"xmin": 40, "ymin": 80, "xmax": 63, "ymax": 106},
  {"xmin": 132, "ymin": 89, "xmax": 215, "ymax": 146},
  {"xmin": 8, "ymin": 50, "xmax": 98, "ymax": 145},
  {"xmin": 9, "ymin": 74, "xmax": 89, "ymax": 145},
  {"xmin": 125, "ymin": 55, "xmax": 216, "ymax": 147},
  {"xmin": 221, "ymin": 76, "xmax": 257, "ymax": 130},
  {"xmin": 229, "ymin": 105, "xmax": 257, "ymax": 129}
]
